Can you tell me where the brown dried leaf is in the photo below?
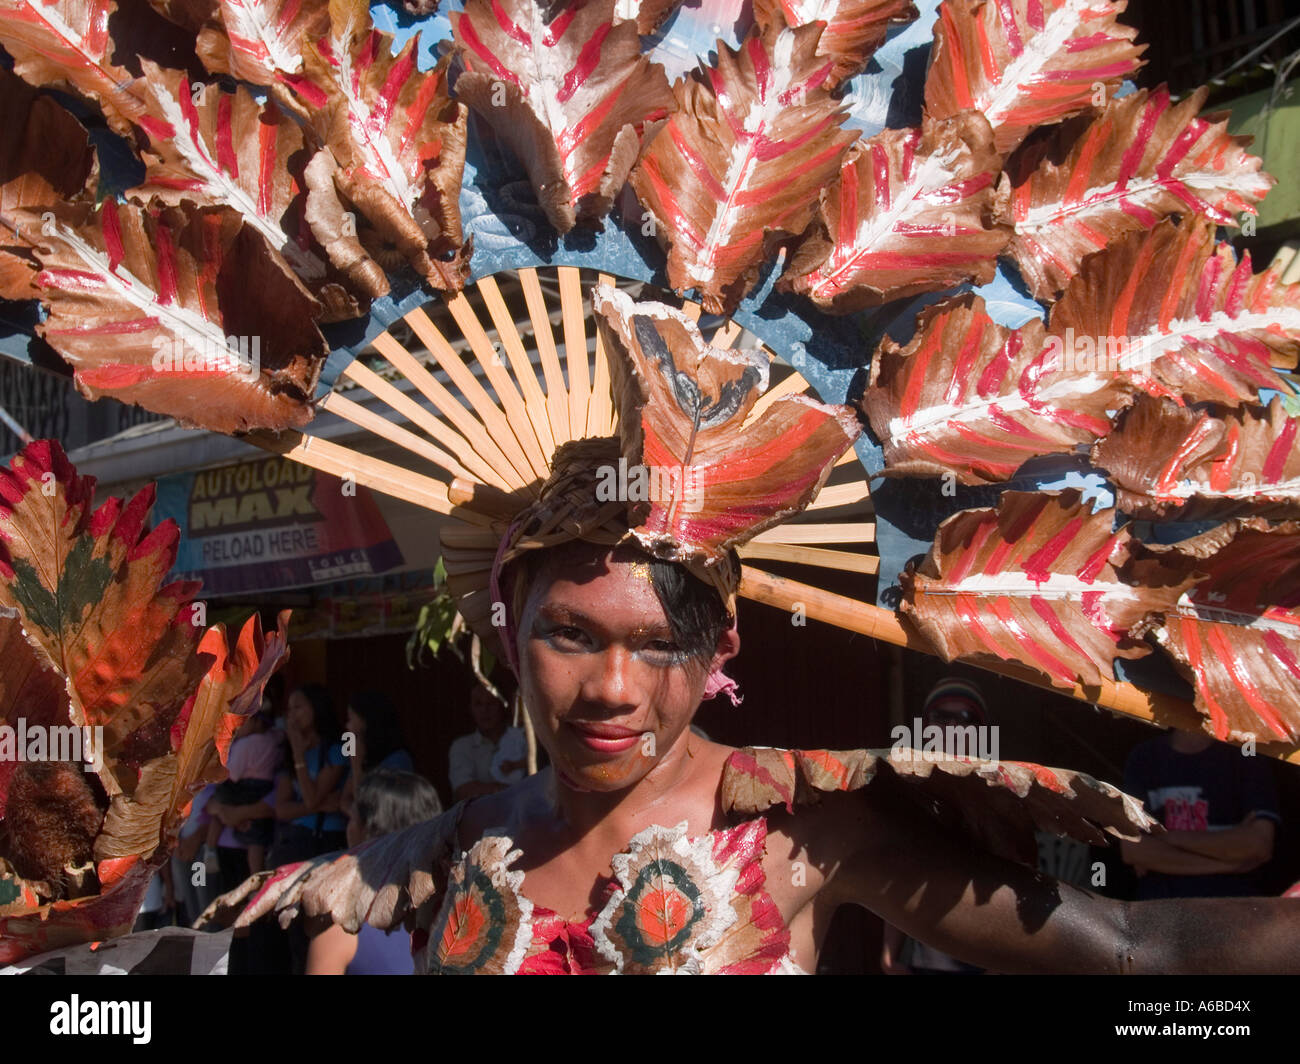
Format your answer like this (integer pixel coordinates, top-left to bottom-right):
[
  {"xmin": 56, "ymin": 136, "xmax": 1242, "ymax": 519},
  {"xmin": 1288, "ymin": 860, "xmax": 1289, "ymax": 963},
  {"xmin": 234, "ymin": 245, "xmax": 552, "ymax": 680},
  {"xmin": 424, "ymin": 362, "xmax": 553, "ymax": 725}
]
[{"xmin": 753, "ymin": 0, "xmax": 919, "ymax": 86}]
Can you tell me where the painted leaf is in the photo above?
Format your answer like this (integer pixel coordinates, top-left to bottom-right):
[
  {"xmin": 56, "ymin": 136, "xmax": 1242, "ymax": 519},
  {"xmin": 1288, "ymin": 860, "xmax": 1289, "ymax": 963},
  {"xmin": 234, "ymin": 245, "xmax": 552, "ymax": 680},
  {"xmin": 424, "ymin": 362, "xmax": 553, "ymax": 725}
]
[
  {"xmin": 451, "ymin": 0, "xmax": 675, "ymax": 234},
  {"xmin": 900, "ymin": 490, "xmax": 1192, "ymax": 690},
  {"xmin": 614, "ymin": 0, "xmax": 680, "ymax": 35},
  {"xmin": 196, "ymin": 0, "xmax": 329, "ymax": 87},
  {"xmin": 924, "ymin": 0, "xmax": 1144, "ymax": 155},
  {"xmin": 696, "ymin": 819, "xmax": 791, "ymax": 975},
  {"xmin": 145, "ymin": 0, "xmax": 219, "ymax": 31},
  {"xmin": 863, "ymin": 294, "xmax": 1122, "ymax": 483},
  {"xmin": 0, "ymin": 67, "xmax": 99, "ymax": 301},
  {"xmin": 722, "ymin": 746, "xmax": 1156, "ymax": 865},
  {"xmin": 94, "ymin": 610, "xmax": 291, "ymax": 861},
  {"xmin": 0, "ymin": 0, "xmax": 149, "ymax": 135},
  {"xmin": 1092, "ymin": 395, "xmax": 1300, "ymax": 521},
  {"xmin": 782, "ymin": 111, "xmax": 1009, "ymax": 313},
  {"xmin": 594, "ymin": 285, "xmax": 860, "ymax": 563},
  {"xmin": 128, "ymin": 60, "xmax": 377, "ymax": 320},
  {"xmin": 630, "ymin": 17, "xmax": 858, "ymax": 314},
  {"xmin": 1047, "ymin": 217, "xmax": 1300, "ymax": 407},
  {"xmin": 1131, "ymin": 521, "xmax": 1300, "ymax": 744},
  {"xmin": 753, "ymin": 0, "xmax": 920, "ymax": 85},
  {"xmin": 1001, "ymin": 86, "xmax": 1273, "ymax": 299},
  {"xmin": 287, "ymin": 0, "xmax": 470, "ymax": 290},
  {"xmin": 26, "ymin": 199, "xmax": 328, "ymax": 434}
]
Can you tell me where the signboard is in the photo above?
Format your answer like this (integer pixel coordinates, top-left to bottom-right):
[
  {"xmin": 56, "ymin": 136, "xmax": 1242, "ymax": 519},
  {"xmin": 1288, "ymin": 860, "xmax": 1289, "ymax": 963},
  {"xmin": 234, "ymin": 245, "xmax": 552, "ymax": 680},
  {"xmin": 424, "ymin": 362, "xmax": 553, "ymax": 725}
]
[{"xmin": 154, "ymin": 455, "xmax": 404, "ymax": 596}]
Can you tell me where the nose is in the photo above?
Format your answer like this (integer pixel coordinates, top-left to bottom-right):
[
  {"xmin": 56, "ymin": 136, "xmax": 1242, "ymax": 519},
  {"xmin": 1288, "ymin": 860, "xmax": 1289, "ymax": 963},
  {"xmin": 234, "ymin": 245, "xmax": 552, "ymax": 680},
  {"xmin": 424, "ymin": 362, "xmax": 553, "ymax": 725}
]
[{"xmin": 580, "ymin": 644, "xmax": 638, "ymax": 711}]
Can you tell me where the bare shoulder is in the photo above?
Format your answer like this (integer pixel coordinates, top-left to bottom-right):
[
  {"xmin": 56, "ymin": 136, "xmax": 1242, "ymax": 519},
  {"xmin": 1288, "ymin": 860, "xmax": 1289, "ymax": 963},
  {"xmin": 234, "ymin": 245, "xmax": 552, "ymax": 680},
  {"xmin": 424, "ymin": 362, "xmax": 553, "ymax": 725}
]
[{"xmin": 455, "ymin": 772, "xmax": 552, "ymax": 848}]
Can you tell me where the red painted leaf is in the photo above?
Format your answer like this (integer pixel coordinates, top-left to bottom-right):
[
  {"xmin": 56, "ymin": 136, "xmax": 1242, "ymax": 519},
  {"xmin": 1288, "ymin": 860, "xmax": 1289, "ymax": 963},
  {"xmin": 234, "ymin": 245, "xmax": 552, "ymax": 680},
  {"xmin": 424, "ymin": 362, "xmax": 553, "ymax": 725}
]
[
  {"xmin": 1093, "ymin": 395, "xmax": 1300, "ymax": 521},
  {"xmin": 286, "ymin": 0, "xmax": 470, "ymax": 290},
  {"xmin": 754, "ymin": 0, "xmax": 920, "ymax": 86},
  {"xmin": 25, "ymin": 199, "xmax": 328, "ymax": 434},
  {"xmin": 924, "ymin": 0, "xmax": 1144, "ymax": 155},
  {"xmin": 196, "ymin": 0, "xmax": 329, "ymax": 87},
  {"xmin": 0, "ymin": 66, "xmax": 99, "ymax": 301},
  {"xmin": 615, "ymin": 0, "xmax": 680, "ymax": 35},
  {"xmin": 1047, "ymin": 217, "xmax": 1300, "ymax": 407},
  {"xmin": 0, "ymin": 0, "xmax": 149, "ymax": 135},
  {"xmin": 1001, "ymin": 86, "xmax": 1273, "ymax": 299},
  {"xmin": 782, "ymin": 111, "xmax": 1009, "ymax": 313},
  {"xmin": 630, "ymin": 16, "xmax": 858, "ymax": 314},
  {"xmin": 128, "ymin": 60, "xmax": 378, "ymax": 320},
  {"xmin": 1131, "ymin": 521, "xmax": 1300, "ymax": 743},
  {"xmin": 594, "ymin": 284, "xmax": 860, "ymax": 564},
  {"xmin": 901, "ymin": 490, "xmax": 1191, "ymax": 689},
  {"xmin": 863, "ymin": 294, "xmax": 1122, "ymax": 483},
  {"xmin": 451, "ymin": 0, "xmax": 675, "ymax": 234}
]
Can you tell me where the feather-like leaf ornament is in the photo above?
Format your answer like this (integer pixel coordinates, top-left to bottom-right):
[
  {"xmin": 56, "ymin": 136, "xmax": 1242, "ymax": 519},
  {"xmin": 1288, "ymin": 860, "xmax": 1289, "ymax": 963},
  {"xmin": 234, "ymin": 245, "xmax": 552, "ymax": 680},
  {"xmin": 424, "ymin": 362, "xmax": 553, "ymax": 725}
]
[
  {"xmin": 924, "ymin": 0, "xmax": 1144, "ymax": 156},
  {"xmin": 0, "ymin": 67, "xmax": 99, "ymax": 301},
  {"xmin": 286, "ymin": 0, "xmax": 470, "ymax": 290},
  {"xmin": 615, "ymin": 0, "xmax": 680, "ymax": 35},
  {"xmin": 451, "ymin": 0, "xmax": 675, "ymax": 234},
  {"xmin": 1092, "ymin": 395, "xmax": 1300, "ymax": 522},
  {"xmin": 595, "ymin": 285, "xmax": 860, "ymax": 564},
  {"xmin": 900, "ymin": 490, "xmax": 1192, "ymax": 690},
  {"xmin": 1000, "ymin": 86, "xmax": 1273, "ymax": 299},
  {"xmin": 23, "ymin": 199, "xmax": 328, "ymax": 434},
  {"xmin": 0, "ymin": 0, "xmax": 149, "ymax": 135},
  {"xmin": 783, "ymin": 111, "xmax": 1009, "ymax": 313},
  {"xmin": 196, "ymin": 0, "xmax": 330, "ymax": 87},
  {"xmin": 630, "ymin": 15, "xmax": 858, "ymax": 314},
  {"xmin": 753, "ymin": 0, "xmax": 920, "ymax": 86},
  {"xmin": 1046, "ymin": 217, "xmax": 1300, "ymax": 407},
  {"xmin": 1131, "ymin": 521, "xmax": 1300, "ymax": 744},
  {"xmin": 863, "ymin": 294, "xmax": 1121, "ymax": 483}
]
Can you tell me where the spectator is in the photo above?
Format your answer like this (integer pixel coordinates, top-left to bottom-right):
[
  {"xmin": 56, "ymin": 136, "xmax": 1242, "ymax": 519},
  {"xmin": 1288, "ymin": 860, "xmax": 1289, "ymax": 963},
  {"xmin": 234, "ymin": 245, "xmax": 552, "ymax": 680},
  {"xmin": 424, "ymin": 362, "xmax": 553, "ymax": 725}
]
[
  {"xmin": 172, "ymin": 783, "xmax": 220, "ymax": 925},
  {"xmin": 1120, "ymin": 728, "xmax": 1279, "ymax": 898},
  {"xmin": 305, "ymin": 769, "xmax": 442, "ymax": 975},
  {"xmin": 341, "ymin": 691, "xmax": 414, "ymax": 813},
  {"xmin": 206, "ymin": 709, "xmax": 283, "ymax": 882},
  {"xmin": 449, "ymin": 686, "xmax": 525, "ymax": 801}
]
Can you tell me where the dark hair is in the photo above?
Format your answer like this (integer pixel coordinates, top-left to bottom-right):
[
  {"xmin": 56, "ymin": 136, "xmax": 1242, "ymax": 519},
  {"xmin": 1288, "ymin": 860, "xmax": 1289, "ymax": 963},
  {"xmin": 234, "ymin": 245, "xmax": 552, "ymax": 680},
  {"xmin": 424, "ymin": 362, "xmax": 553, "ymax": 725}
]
[
  {"xmin": 354, "ymin": 769, "xmax": 443, "ymax": 839},
  {"xmin": 294, "ymin": 684, "xmax": 339, "ymax": 747},
  {"xmin": 348, "ymin": 690, "xmax": 406, "ymax": 770},
  {"xmin": 511, "ymin": 542, "xmax": 732, "ymax": 664}
]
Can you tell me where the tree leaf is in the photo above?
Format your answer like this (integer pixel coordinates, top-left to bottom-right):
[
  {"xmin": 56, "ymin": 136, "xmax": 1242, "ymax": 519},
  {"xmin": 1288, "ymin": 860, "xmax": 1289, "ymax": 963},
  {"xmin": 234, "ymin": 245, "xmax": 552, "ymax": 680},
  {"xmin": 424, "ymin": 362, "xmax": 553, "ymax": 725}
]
[
  {"xmin": 1047, "ymin": 217, "xmax": 1300, "ymax": 407},
  {"xmin": 25, "ymin": 199, "xmax": 329, "ymax": 433},
  {"xmin": 924, "ymin": 0, "xmax": 1144, "ymax": 156},
  {"xmin": 195, "ymin": 0, "xmax": 329, "ymax": 86},
  {"xmin": 286, "ymin": 0, "xmax": 470, "ymax": 289},
  {"xmin": 1131, "ymin": 521, "xmax": 1300, "ymax": 743},
  {"xmin": 0, "ymin": 67, "xmax": 99, "ymax": 301},
  {"xmin": 1092, "ymin": 395, "xmax": 1300, "ymax": 521},
  {"xmin": 615, "ymin": 0, "xmax": 680, "ymax": 35},
  {"xmin": 900, "ymin": 489, "xmax": 1192, "ymax": 690},
  {"xmin": 595, "ymin": 285, "xmax": 860, "ymax": 563},
  {"xmin": 630, "ymin": 16, "xmax": 858, "ymax": 314},
  {"xmin": 863, "ymin": 293, "xmax": 1121, "ymax": 483},
  {"xmin": 0, "ymin": 0, "xmax": 149, "ymax": 135},
  {"xmin": 753, "ymin": 0, "xmax": 920, "ymax": 86},
  {"xmin": 782, "ymin": 111, "xmax": 1009, "ymax": 313},
  {"xmin": 1001, "ymin": 86, "xmax": 1273, "ymax": 299},
  {"xmin": 128, "ymin": 60, "xmax": 374, "ymax": 320},
  {"xmin": 451, "ymin": 0, "xmax": 675, "ymax": 234}
]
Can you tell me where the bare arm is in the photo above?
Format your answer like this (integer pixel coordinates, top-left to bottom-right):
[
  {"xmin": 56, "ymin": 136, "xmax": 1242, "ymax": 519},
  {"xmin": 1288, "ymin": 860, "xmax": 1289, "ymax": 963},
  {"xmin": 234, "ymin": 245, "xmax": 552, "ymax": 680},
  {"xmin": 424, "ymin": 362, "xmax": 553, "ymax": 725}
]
[
  {"xmin": 296, "ymin": 761, "xmax": 345, "ymax": 812},
  {"xmin": 1158, "ymin": 818, "xmax": 1274, "ymax": 868},
  {"xmin": 829, "ymin": 789, "xmax": 1300, "ymax": 974},
  {"xmin": 305, "ymin": 923, "xmax": 358, "ymax": 976},
  {"xmin": 1120, "ymin": 834, "xmax": 1254, "ymax": 876}
]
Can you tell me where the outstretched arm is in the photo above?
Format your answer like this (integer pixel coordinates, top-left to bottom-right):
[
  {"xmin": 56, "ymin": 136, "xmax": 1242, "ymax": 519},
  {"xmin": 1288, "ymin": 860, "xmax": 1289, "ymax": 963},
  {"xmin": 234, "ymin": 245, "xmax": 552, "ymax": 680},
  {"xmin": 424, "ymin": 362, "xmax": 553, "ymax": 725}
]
[{"xmin": 827, "ymin": 789, "xmax": 1300, "ymax": 975}]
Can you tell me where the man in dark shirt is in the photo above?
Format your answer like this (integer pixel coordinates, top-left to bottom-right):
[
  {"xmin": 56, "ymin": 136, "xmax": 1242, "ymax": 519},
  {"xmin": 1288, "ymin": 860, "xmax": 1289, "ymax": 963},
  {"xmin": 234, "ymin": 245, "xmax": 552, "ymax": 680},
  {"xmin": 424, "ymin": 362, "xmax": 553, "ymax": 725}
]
[{"xmin": 1121, "ymin": 728, "xmax": 1280, "ymax": 899}]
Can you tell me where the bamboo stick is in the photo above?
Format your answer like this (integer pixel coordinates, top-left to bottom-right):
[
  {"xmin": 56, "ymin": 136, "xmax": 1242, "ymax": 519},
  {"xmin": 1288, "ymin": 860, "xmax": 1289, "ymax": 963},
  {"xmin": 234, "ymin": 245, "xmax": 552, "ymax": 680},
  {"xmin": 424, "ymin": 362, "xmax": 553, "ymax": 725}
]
[
  {"xmin": 739, "ymin": 542, "xmax": 880, "ymax": 574},
  {"xmin": 559, "ymin": 266, "xmax": 591, "ymax": 442},
  {"xmin": 518, "ymin": 266, "xmax": 571, "ymax": 446},
  {"xmin": 477, "ymin": 274, "xmax": 557, "ymax": 460}
]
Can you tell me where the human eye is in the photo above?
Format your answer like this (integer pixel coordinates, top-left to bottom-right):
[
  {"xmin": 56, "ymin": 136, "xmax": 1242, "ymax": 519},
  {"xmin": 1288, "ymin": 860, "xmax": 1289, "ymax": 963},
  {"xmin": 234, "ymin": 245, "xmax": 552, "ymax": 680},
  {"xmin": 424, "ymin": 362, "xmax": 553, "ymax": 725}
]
[
  {"xmin": 638, "ymin": 637, "xmax": 687, "ymax": 665},
  {"xmin": 539, "ymin": 622, "xmax": 591, "ymax": 650}
]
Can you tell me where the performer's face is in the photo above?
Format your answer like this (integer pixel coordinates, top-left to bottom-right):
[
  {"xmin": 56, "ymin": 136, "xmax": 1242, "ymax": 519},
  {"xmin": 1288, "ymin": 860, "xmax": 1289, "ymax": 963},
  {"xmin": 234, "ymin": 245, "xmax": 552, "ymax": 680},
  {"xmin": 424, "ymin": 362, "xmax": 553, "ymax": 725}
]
[{"xmin": 515, "ymin": 545, "xmax": 733, "ymax": 792}]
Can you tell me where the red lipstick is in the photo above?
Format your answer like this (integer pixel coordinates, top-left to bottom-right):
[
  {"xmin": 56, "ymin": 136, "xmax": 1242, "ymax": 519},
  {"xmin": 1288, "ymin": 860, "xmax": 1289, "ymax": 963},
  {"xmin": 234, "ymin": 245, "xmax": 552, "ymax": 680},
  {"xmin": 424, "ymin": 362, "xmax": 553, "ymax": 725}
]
[{"xmin": 566, "ymin": 720, "xmax": 643, "ymax": 753}]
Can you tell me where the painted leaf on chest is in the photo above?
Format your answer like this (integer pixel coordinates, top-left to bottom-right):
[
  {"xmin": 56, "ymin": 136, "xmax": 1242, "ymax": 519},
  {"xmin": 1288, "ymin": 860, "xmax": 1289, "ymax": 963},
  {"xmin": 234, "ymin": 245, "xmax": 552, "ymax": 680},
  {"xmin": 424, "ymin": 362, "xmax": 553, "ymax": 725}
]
[
  {"xmin": 195, "ymin": 0, "xmax": 330, "ymax": 88},
  {"xmin": 630, "ymin": 15, "xmax": 858, "ymax": 314},
  {"xmin": 1130, "ymin": 522, "xmax": 1300, "ymax": 745},
  {"xmin": 285, "ymin": 0, "xmax": 470, "ymax": 290},
  {"xmin": 863, "ymin": 294, "xmax": 1121, "ymax": 484},
  {"xmin": 24, "ymin": 199, "xmax": 328, "ymax": 434},
  {"xmin": 1092, "ymin": 395, "xmax": 1300, "ymax": 522},
  {"xmin": 0, "ymin": 67, "xmax": 99, "ymax": 301},
  {"xmin": 900, "ymin": 490, "xmax": 1193, "ymax": 690},
  {"xmin": 1046, "ymin": 217, "xmax": 1300, "ymax": 408},
  {"xmin": 1000, "ymin": 85, "xmax": 1273, "ymax": 300},
  {"xmin": 451, "ymin": 0, "xmax": 675, "ymax": 234},
  {"xmin": 595, "ymin": 286, "xmax": 860, "ymax": 563},
  {"xmin": 783, "ymin": 111, "xmax": 1009, "ymax": 313},
  {"xmin": 0, "ymin": 0, "xmax": 149, "ymax": 136},
  {"xmin": 924, "ymin": 0, "xmax": 1145, "ymax": 157},
  {"xmin": 753, "ymin": 0, "xmax": 921, "ymax": 87}
]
